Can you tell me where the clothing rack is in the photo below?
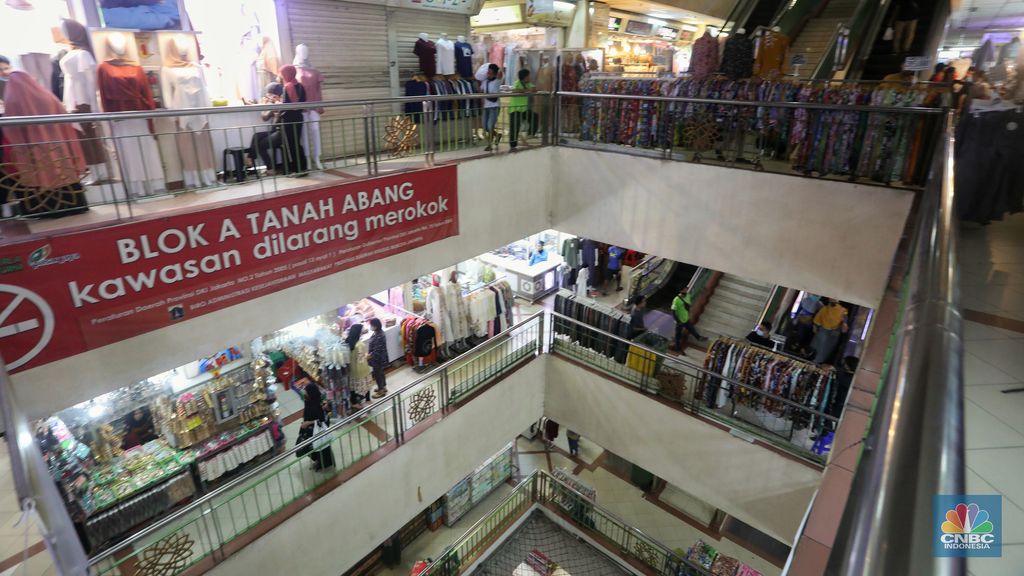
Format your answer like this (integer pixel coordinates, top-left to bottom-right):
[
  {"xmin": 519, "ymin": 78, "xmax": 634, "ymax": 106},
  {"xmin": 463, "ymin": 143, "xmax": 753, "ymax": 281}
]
[
  {"xmin": 698, "ymin": 337, "xmax": 835, "ymax": 431},
  {"xmin": 576, "ymin": 76, "xmax": 945, "ymax": 185}
]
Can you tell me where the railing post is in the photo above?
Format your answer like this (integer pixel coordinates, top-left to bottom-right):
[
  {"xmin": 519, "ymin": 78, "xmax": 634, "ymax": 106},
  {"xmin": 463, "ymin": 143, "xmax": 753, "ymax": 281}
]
[
  {"xmin": 552, "ymin": 92, "xmax": 561, "ymax": 146},
  {"xmin": 392, "ymin": 395, "xmax": 404, "ymax": 443},
  {"xmin": 422, "ymin": 101, "xmax": 436, "ymax": 166},
  {"xmin": 362, "ymin": 104, "xmax": 378, "ymax": 176},
  {"xmin": 440, "ymin": 366, "xmax": 450, "ymax": 410}
]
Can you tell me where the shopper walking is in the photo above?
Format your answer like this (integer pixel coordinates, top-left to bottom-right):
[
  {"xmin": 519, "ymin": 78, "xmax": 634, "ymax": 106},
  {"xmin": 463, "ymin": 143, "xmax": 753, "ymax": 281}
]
[
  {"xmin": 671, "ymin": 287, "xmax": 706, "ymax": 351},
  {"xmin": 567, "ymin": 430, "xmax": 581, "ymax": 456},
  {"xmin": 629, "ymin": 295, "xmax": 647, "ymax": 339},
  {"xmin": 508, "ymin": 68, "xmax": 536, "ymax": 151},
  {"xmin": 604, "ymin": 245, "xmax": 625, "ymax": 295},
  {"xmin": 369, "ymin": 318, "xmax": 389, "ymax": 398},
  {"xmin": 811, "ymin": 298, "xmax": 848, "ymax": 365},
  {"xmin": 890, "ymin": 0, "xmax": 920, "ymax": 55},
  {"xmin": 480, "ymin": 64, "xmax": 502, "ymax": 152},
  {"xmin": 300, "ymin": 382, "xmax": 334, "ymax": 471}
]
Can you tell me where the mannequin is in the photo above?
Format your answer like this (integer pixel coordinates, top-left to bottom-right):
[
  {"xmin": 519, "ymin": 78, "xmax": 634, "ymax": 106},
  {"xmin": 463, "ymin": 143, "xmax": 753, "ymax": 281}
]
[
  {"xmin": 1, "ymin": 71, "xmax": 88, "ymax": 217},
  {"xmin": 436, "ymin": 33, "xmax": 456, "ymax": 76},
  {"xmin": 689, "ymin": 29, "xmax": 720, "ymax": 80},
  {"xmin": 454, "ymin": 34, "xmax": 474, "ymax": 78},
  {"xmin": 293, "ymin": 44, "xmax": 325, "ymax": 171},
  {"xmin": 719, "ymin": 26, "xmax": 754, "ymax": 80},
  {"xmin": 756, "ymin": 25, "xmax": 790, "ymax": 77},
  {"xmin": 425, "ymin": 278, "xmax": 454, "ymax": 358},
  {"xmin": 255, "ymin": 36, "xmax": 281, "ymax": 93},
  {"xmin": 97, "ymin": 32, "xmax": 167, "ymax": 198},
  {"xmin": 488, "ymin": 37, "xmax": 505, "ymax": 67},
  {"xmin": 414, "ymin": 32, "xmax": 436, "ymax": 77},
  {"xmin": 443, "ymin": 270, "xmax": 470, "ymax": 353},
  {"xmin": 59, "ymin": 19, "xmax": 108, "ymax": 183},
  {"xmin": 160, "ymin": 34, "xmax": 217, "ymax": 188}
]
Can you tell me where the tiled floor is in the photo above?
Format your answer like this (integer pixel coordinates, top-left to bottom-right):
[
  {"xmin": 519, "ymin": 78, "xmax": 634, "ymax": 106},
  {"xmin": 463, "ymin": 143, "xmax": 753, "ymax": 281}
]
[{"xmin": 959, "ymin": 215, "xmax": 1024, "ymax": 576}]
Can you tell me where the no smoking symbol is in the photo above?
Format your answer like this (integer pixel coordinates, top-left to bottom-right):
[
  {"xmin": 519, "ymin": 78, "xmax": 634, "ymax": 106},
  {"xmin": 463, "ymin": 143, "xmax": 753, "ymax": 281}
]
[{"xmin": 0, "ymin": 285, "xmax": 54, "ymax": 370}]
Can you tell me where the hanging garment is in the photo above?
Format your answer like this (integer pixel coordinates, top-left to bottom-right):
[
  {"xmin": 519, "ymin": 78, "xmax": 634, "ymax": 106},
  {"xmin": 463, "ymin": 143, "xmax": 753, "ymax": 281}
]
[
  {"xmin": 756, "ymin": 30, "xmax": 790, "ymax": 76},
  {"xmin": 349, "ymin": 340, "xmax": 374, "ymax": 396},
  {"xmin": 98, "ymin": 60, "xmax": 167, "ymax": 197},
  {"xmin": 454, "ymin": 41, "xmax": 474, "ymax": 78},
  {"xmin": 436, "ymin": 38, "xmax": 456, "ymax": 76},
  {"xmin": 1, "ymin": 71, "xmax": 87, "ymax": 216},
  {"xmin": 426, "ymin": 285, "xmax": 453, "ymax": 345},
  {"xmin": 414, "ymin": 39, "xmax": 437, "ymax": 77},
  {"xmin": 161, "ymin": 64, "xmax": 217, "ymax": 188},
  {"xmin": 59, "ymin": 49, "xmax": 106, "ymax": 167},
  {"xmin": 720, "ymin": 34, "xmax": 754, "ymax": 80},
  {"xmin": 689, "ymin": 32, "xmax": 720, "ymax": 80},
  {"xmin": 489, "ymin": 42, "xmax": 506, "ymax": 67},
  {"xmin": 444, "ymin": 281, "xmax": 470, "ymax": 341}
]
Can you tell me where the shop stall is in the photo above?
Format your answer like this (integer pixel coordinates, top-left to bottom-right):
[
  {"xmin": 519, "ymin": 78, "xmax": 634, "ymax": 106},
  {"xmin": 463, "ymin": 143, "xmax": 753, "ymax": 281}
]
[
  {"xmin": 443, "ymin": 442, "xmax": 513, "ymax": 525},
  {"xmin": 37, "ymin": 347, "xmax": 283, "ymax": 552}
]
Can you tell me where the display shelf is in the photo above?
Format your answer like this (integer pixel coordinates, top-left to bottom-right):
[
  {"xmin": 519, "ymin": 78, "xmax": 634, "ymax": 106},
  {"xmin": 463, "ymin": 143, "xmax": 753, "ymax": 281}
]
[{"xmin": 443, "ymin": 443, "xmax": 514, "ymax": 526}]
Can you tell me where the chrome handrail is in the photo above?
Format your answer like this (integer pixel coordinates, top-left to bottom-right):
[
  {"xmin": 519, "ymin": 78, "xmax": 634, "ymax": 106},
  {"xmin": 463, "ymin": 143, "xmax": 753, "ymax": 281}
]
[
  {"xmin": 827, "ymin": 111, "xmax": 964, "ymax": 574},
  {"xmin": 558, "ymin": 91, "xmax": 945, "ymax": 115},
  {"xmin": 0, "ymin": 92, "xmax": 554, "ymax": 128},
  {"xmin": 88, "ymin": 310, "xmax": 544, "ymax": 565},
  {"xmin": 811, "ymin": 22, "xmax": 847, "ymax": 79},
  {"xmin": 548, "ymin": 310, "xmax": 840, "ymax": 423}
]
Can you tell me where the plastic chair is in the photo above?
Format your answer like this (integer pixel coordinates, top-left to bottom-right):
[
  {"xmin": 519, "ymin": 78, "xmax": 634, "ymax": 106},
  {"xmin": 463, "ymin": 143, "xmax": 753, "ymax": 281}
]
[{"xmin": 221, "ymin": 147, "xmax": 248, "ymax": 183}]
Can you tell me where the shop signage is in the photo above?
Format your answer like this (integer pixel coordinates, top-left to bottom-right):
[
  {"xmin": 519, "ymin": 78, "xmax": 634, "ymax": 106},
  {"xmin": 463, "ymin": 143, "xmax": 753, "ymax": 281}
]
[
  {"xmin": 903, "ymin": 56, "xmax": 932, "ymax": 71},
  {"xmin": 0, "ymin": 167, "xmax": 459, "ymax": 373},
  {"xmin": 625, "ymin": 20, "xmax": 654, "ymax": 36},
  {"xmin": 657, "ymin": 26, "xmax": 679, "ymax": 40},
  {"xmin": 399, "ymin": 0, "xmax": 483, "ymax": 15},
  {"xmin": 608, "ymin": 16, "xmax": 623, "ymax": 32},
  {"xmin": 471, "ymin": 5, "xmax": 524, "ymax": 27},
  {"xmin": 525, "ymin": 0, "xmax": 575, "ymax": 27}
]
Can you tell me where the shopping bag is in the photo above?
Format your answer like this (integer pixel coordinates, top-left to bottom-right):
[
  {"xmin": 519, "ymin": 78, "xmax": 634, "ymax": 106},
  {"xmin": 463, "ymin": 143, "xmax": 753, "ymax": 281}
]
[
  {"xmin": 883, "ymin": 27, "xmax": 894, "ymax": 41},
  {"xmin": 312, "ymin": 420, "xmax": 331, "ymax": 451},
  {"xmin": 295, "ymin": 426, "xmax": 313, "ymax": 457}
]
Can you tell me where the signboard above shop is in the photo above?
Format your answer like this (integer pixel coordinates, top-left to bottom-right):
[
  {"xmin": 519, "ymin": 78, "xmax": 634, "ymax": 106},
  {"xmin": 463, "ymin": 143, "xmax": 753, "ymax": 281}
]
[
  {"xmin": 471, "ymin": 4, "xmax": 523, "ymax": 26},
  {"xmin": 608, "ymin": 16, "xmax": 623, "ymax": 32},
  {"xmin": 526, "ymin": 0, "xmax": 576, "ymax": 27},
  {"xmin": 657, "ymin": 26, "xmax": 679, "ymax": 40},
  {"xmin": 625, "ymin": 20, "xmax": 654, "ymax": 36},
  {"xmin": 399, "ymin": 0, "xmax": 484, "ymax": 15}
]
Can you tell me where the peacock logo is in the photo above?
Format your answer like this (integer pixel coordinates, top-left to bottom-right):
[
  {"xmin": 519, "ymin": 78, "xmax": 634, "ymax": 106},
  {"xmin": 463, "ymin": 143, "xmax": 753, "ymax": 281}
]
[
  {"xmin": 935, "ymin": 496, "xmax": 1001, "ymax": 557},
  {"xmin": 941, "ymin": 503, "xmax": 994, "ymax": 535}
]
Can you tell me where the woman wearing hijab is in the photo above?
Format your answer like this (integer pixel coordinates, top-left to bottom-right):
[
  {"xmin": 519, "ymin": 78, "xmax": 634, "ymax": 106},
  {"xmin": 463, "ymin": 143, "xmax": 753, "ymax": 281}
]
[
  {"xmin": 1, "ymin": 71, "xmax": 87, "ymax": 216},
  {"xmin": 300, "ymin": 382, "xmax": 334, "ymax": 471},
  {"xmin": 277, "ymin": 64, "xmax": 307, "ymax": 174}
]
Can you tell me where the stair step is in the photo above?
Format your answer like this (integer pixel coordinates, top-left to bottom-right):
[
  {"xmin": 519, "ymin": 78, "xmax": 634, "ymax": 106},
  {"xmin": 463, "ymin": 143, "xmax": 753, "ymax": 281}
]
[
  {"xmin": 718, "ymin": 276, "xmax": 773, "ymax": 295},
  {"xmin": 711, "ymin": 288, "xmax": 769, "ymax": 310},
  {"xmin": 701, "ymin": 307, "xmax": 761, "ymax": 326}
]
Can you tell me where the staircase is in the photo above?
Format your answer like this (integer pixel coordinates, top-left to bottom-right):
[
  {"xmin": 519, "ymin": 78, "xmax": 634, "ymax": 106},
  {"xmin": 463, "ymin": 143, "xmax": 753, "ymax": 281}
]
[
  {"xmin": 788, "ymin": 0, "xmax": 861, "ymax": 77},
  {"xmin": 696, "ymin": 274, "xmax": 774, "ymax": 341}
]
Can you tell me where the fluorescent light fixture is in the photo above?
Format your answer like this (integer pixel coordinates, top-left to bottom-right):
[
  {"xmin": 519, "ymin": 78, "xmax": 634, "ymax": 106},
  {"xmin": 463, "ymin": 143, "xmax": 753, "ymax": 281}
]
[{"xmin": 649, "ymin": 19, "xmax": 666, "ymax": 27}]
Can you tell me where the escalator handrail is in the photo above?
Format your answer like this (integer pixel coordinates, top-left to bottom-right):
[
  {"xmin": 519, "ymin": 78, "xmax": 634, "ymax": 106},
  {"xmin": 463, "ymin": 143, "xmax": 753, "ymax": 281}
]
[{"xmin": 843, "ymin": 0, "xmax": 895, "ymax": 80}]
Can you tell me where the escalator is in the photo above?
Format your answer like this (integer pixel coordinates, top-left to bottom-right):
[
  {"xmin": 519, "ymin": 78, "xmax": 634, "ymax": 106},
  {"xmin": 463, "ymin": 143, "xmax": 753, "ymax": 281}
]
[
  {"xmin": 857, "ymin": 1, "xmax": 945, "ymax": 80},
  {"xmin": 628, "ymin": 256, "xmax": 697, "ymax": 309}
]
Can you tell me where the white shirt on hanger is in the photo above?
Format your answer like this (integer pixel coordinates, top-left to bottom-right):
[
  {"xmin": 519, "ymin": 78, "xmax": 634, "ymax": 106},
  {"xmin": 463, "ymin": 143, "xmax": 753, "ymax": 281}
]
[{"xmin": 436, "ymin": 38, "xmax": 456, "ymax": 75}]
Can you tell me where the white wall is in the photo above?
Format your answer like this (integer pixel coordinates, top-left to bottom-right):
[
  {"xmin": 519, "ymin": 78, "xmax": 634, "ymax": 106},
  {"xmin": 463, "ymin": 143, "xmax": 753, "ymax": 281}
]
[
  {"xmin": 550, "ymin": 148, "xmax": 914, "ymax": 309},
  {"xmin": 206, "ymin": 358, "xmax": 546, "ymax": 576},
  {"xmin": 544, "ymin": 357, "xmax": 823, "ymax": 545},
  {"xmin": 11, "ymin": 152, "xmax": 551, "ymax": 419}
]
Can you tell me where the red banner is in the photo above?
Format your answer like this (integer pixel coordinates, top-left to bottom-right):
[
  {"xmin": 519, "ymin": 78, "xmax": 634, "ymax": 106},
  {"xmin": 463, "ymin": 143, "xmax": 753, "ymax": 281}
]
[{"xmin": 0, "ymin": 166, "xmax": 459, "ymax": 373}]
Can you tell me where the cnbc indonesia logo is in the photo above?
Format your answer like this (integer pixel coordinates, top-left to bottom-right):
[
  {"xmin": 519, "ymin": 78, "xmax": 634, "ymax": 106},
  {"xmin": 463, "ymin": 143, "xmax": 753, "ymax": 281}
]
[{"xmin": 935, "ymin": 496, "xmax": 1002, "ymax": 557}]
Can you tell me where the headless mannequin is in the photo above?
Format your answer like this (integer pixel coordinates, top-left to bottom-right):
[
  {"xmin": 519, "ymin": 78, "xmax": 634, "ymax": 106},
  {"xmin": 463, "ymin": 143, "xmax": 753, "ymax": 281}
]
[
  {"xmin": 161, "ymin": 34, "xmax": 217, "ymax": 188},
  {"xmin": 98, "ymin": 32, "xmax": 166, "ymax": 198},
  {"xmin": 454, "ymin": 34, "xmax": 474, "ymax": 78},
  {"xmin": 436, "ymin": 33, "xmax": 456, "ymax": 76},
  {"xmin": 414, "ymin": 32, "xmax": 436, "ymax": 77},
  {"xmin": 293, "ymin": 44, "xmax": 324, "ymax": 171},
  {"xmin": 59, "ymin": 19, "xmax": 108, "ymax": 182},
  {"xmin": 443, "ymin": 270, "xmax": 470, "ymax": 353}
]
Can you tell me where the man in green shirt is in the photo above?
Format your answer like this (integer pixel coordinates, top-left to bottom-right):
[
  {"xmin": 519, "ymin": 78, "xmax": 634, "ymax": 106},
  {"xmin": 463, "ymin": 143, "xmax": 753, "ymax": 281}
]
[
  {"xmin": 672, "ymin": 287, "xmax": 707, "ymax": 351},
  {"xmin": 509, "ymin": 69, "xmax": 536, "ymax": 151}
]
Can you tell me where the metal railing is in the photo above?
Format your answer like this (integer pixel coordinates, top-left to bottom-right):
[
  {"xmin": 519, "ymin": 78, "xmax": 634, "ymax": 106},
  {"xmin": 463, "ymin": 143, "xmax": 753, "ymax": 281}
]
[
  {"xmin": 88, "ymin": 311, "xmax": 544, "ymax": 574},
  {"xmin": 422, "ymin": 470, "xmax": 713, "ymax": 576},
  {"xmin": 826, "ymin": 113, "xmax": 964, "ymax": 573},
  {"xmin": 0, "ymin": 92, "xmax": 549, "ymax": 223},
  {"xmin": 547, "ymin": 311, "xmax": 838, "ymax": 463},
  {"xmin": 558, "ymin": 91, "xmax": 945, "ymax": 186}
]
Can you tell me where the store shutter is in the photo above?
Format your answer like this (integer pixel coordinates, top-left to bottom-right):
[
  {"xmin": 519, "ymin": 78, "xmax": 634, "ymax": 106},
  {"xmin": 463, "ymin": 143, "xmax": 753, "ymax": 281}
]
[
  {"xmin": 391, "ymin": 8, "xmax": 471, "ymax": 84},
  {"xmin": 284, "ymin": 0, "xmax": 390, "ymax": 160}
]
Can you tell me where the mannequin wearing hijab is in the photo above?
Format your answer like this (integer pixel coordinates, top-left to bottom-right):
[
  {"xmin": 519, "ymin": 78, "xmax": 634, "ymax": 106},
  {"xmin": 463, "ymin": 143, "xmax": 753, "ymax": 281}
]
[
  {"xmin": 160, "ymin": 34, "xmax": 217, "ymax": 188},
  {"xmin": 58, "ymin": 19, "xmax": 108, "ymax": 183},
  {"xmin": 97, "ymin": 31, "xmax": 167, "ymax": 198},
  {"xmin": 1, "ymin": 71, "xmax": 88, "ymax": 217},
  {"xmin": 293, "ymin": 44, "xmax": 324, "ymax": 171},
  {"xmin": 277, "ymin": 65, "xmax": 308, "ymax": 174}
]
